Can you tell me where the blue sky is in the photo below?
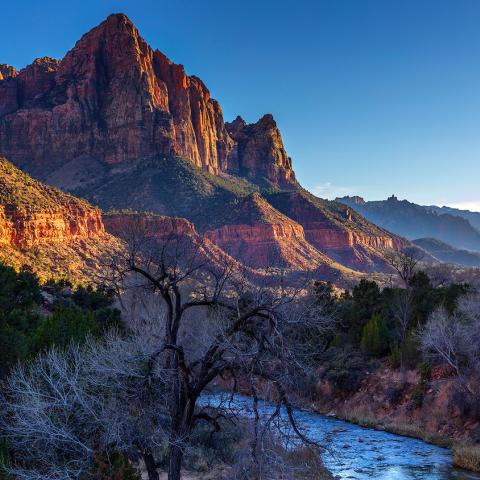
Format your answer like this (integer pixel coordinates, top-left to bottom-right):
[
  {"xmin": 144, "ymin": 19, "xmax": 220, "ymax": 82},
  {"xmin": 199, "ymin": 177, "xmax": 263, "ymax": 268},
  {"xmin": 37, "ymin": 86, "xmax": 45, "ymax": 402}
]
[{"xmin": 3, "ymin": 0, "xmax": 480, "ymax": 209}]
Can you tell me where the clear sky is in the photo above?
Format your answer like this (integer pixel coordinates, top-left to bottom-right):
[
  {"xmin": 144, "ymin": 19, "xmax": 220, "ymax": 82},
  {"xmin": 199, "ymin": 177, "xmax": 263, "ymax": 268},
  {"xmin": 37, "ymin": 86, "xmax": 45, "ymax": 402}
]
[{"xmin": 2, "ymin": 0, "xmax": 480, "ymax": 210}]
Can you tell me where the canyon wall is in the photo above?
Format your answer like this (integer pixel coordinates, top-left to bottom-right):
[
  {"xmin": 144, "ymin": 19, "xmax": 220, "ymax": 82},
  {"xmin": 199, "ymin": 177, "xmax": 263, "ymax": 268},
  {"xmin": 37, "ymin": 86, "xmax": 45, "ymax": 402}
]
[
  {"xmin": 204, "ymin": 193, "xmax": 341, "ymax": 270},
  {"xmin": 104, "ymin": 212, "xmax": 197, "ymax": 240},
  {"xmin": 226, "ymin": 115, "xmax": 297, "ymax": 188},
  {"xmin": 0, "ymin": 205, "xmax": 104, "ymax": 248},
  {"xmin": 0, "ymin": 158, "xmax": 104, "ymax": 248},
  {"xmin": 0, "ymin": 14, "xmax": 296, "ymax": 187}
]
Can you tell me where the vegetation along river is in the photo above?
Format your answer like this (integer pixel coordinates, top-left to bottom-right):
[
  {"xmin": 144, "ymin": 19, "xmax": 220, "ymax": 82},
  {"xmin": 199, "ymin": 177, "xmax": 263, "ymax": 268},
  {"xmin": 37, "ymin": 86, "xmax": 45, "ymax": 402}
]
[{"xmin": 199, "ymin": 394, "xmax": 480, "ymax": 480}]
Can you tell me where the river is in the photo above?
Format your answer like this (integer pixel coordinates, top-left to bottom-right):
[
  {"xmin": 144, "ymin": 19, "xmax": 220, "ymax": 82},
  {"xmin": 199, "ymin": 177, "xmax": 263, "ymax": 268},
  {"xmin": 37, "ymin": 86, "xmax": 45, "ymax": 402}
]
[{"xmin": 199, "ymin": 394, "xmax": 480, "ymax": 480}]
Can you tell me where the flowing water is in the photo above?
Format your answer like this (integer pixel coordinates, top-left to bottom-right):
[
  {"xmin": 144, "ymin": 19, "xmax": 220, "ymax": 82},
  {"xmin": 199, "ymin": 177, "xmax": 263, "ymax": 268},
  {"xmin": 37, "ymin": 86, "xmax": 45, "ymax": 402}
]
[{"xmin": 199, "ymin": 394, "xmax": 480, "ymax": 480}]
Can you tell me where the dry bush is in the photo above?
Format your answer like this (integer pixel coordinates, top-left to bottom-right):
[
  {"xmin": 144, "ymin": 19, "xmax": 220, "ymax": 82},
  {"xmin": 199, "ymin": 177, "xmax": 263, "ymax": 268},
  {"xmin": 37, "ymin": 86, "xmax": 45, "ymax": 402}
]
[{"xmin": 453, "ymin": 444, "xmax": 480, "ymax": 472}]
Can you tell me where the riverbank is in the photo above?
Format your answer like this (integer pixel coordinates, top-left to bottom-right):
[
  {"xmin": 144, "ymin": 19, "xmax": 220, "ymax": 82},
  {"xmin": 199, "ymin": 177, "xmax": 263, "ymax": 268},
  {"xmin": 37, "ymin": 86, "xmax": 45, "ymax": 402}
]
[
  {"xmin": 200, "ymin": 393, "xmax": 480, "ymax": 479},
  {"xmin": 210, "ymin": 362, "xmax": 480, "ymax": 474},
  {"xmin": 324, "ymin": 405, "xmax": 480, "ymax": 472},
  {"xmin": 313, "ymin": 364, "xmax": 480, "ymax": 473}
]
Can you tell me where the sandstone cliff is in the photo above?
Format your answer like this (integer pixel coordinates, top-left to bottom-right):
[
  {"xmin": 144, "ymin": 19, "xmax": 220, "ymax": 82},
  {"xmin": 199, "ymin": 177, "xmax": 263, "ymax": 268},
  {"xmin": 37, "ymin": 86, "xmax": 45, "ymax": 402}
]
[
  {"xmin": 266, "ymin": 191, "xmax": 408, "ymax": 271},
  {"xmin": 204, "ymin": 192, "xmax": 351, "ymax": 272},
  {"xmin": 0, "ymin": 158, "xmax": 104, "ymax": 247},
  {"xmin": 0, "ymin": 158, "xmax": 121, "ymax": 281},
  {"xmin": 0, "ymin": 14, "xmax": 295, "ymax": 188},
  {"xmin": 103, "ymin": 211, "xmax": 253, "ymax": 277},
  {"xmin": 0, "ymin": 14, "xmax": 231, "ymax": 175},
  {"xmin": 226, "ymin": 115, "xmax": 297, "ymax": 188}
]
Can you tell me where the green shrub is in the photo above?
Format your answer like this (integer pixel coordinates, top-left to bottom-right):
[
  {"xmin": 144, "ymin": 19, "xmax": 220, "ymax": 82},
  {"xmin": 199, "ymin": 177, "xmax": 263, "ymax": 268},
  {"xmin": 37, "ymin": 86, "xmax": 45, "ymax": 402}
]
[
  {"xmin": 360, "ymin": 313, "xmax": 390, "ymax": 357},
  {"xmin": 324, "ymin": 345, "xmax": 367, "ymax": 393},
  {"xmin": 31, "ymin": 300, "xmax": 120, "ymax": 353},
  {"xmin": 390, "ymin": 333, "xmax": 421, "ymax": 368},
  {"xmin": 411, "ymin": 387, "xmax": 424, "ymax": 408},
  {"xmin": 418, "ymin": 361, "xmax": 432, "ymax": 385},
  {"xmin": 32, "ymin": 304, "xmax": 100, "ymax": 352}
]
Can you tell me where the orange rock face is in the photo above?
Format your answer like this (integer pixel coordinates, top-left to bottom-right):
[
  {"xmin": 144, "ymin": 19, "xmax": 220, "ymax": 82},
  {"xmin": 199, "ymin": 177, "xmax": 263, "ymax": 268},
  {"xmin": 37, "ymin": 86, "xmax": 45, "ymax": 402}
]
[
  {"xmin": 0, "ymin": 64, "xmax": 17, "ymax": 80},
  {"xmin": 0, "ymin": 158, "xmax": 104, "ymax": 248},
  {"xmin": 0, "ymin": 206, "xmax": 104, "ymax": 248},
  {"xmin": 0, "ymin": 14, "xmax": 296, "ymax": 188},
  {"xmin": 0, "ymin": 157, "xmax": 124, "ymax": 283},
  {"xmin": 204, "ymin": 193, "xmax": 340, "ymax": 270},
  {"xmin": 226, "ymin": 115, "xmax": 297, "ymax": 188}
]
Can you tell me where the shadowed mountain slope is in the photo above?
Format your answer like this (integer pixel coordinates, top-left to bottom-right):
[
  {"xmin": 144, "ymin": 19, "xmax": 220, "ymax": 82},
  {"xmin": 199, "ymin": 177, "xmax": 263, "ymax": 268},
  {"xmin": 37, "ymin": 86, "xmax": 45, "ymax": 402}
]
[
  {"xmin": 0, "ymin": 14, "xmax": 409, "ymax": 277},
  {"xmin": 413, "ymin": 238, "xmax": 480, "ymax": 268}
]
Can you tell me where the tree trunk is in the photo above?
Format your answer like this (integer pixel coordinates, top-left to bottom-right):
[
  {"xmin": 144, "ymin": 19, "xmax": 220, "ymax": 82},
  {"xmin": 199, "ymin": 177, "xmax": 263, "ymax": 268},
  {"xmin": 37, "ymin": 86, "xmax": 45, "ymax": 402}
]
[
  {"xmin": 168, "ymin": 444, "xmax": 184, "ymax": 480},
  {"xmin": 167, "ymin": 399, "xmax": 195, "ymax": 480},
  {"xmin": 143, "ymin": 452, "xmax": 159, "ymax": 480}
]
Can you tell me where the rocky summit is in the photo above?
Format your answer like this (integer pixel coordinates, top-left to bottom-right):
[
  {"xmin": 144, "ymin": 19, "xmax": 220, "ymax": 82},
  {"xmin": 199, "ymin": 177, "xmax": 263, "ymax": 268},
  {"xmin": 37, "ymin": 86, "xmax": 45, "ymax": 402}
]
[
  {"xmin": 0, "ymin": 14, "xmax": 410, "ymax": 280},
  {"xmin": 0, "ymin": 13, "xmax": 294, "ymax": 188}
]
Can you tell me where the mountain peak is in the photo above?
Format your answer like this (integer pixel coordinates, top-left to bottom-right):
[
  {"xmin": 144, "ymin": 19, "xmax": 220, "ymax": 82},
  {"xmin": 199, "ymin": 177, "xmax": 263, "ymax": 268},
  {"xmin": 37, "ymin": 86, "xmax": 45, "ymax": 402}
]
[
  {"xmin": 105, "ymin": 12, "xmax": 133, "ymax": 24},
  {"xmin": 92, "ymin": 12, "xmax": 137, "ymax": 36},
  {"xmin": 0, "ymin": 64, "xmax": 17, "ymax": 80},
  {"xmin": 226, "ymin": 115, "xmax": 297, "ymax": 188},
  {"xmin": 257, "ymin": 113, "xmax": 276, "ymax": 127},
  {"xmin": 63, "ymin": 12, "xmax": 148, "ymax": 67},
  {"xmin": 0, "ymin": 14, "xmax": 297, "ymax": 188}
]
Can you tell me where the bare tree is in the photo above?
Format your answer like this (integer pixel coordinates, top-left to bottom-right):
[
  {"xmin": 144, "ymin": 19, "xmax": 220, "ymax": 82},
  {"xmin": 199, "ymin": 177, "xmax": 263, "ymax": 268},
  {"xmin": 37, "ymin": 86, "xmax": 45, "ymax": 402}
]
[
  {"xmin": 1, "ymin": 332, "xmax": 170, "ymax": 480},
  {"xmin": 391, "ymin": 287, "xmax": 414, "ymax": 368},
  {"xmin": 1, "ymin": 346, "xmax": 95, "ymax": 480},
  {"xmin": 419, "ymin": 307, "xmax": 478, "ymax": 376},
  {"xmin": 1, "ymin": 219, "xmax": 333, "ymax": 480},
  {"xmin": 384, "ymin": 246, "xmax": 424, "ymax": 288},
  {"xmin": 420, "ymin": 308, "xmax": 462, "ymax": 375},
  {"xmin": 106, "ymin": 220, "xmax": 334, "ymax": 480},
  {"xmin": 383, "ymin": 247, "xmax": 424, "ymax": 366}
]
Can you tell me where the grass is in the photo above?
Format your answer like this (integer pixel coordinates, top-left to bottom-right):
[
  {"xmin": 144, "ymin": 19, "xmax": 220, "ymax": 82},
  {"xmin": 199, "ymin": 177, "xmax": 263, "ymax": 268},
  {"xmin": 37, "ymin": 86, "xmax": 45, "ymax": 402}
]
[
  {"xmin": 453, "ymin": 444, "xmax": 480, "ymax": 472},
  {"xmin": 284, "ymin": 446, "xmax": 333, "ymax": 479},
  {"xmin": 340, "ymin": 408, "xmax": 453, "ymax": 448},
  {"xmin": 336, "ymin": 407, "xmax": 480, "ymax": 473}
]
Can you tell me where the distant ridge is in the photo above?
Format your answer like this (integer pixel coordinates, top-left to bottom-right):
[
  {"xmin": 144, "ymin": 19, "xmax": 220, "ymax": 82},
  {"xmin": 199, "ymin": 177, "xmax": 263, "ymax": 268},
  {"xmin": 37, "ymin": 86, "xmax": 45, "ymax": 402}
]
[
  {"xmin": 337, "ymin": 195, "xmax": 480, "ymax": 253},
  {"xmin": 413, "ymin": 238, "xmax": 480, "ymax": 268},
  {"xmin": 425, "ymin": 205, "xmax": 480, "ymax": 231}
]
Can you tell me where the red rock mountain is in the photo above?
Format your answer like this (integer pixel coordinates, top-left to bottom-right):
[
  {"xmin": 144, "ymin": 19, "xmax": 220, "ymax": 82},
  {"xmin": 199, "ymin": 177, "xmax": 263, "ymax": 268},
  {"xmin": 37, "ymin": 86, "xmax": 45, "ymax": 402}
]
[
  {"xmin": 104, "ymin": 208, "xmax": 357, "ymax": 283},
  {"xmin": 103, "ymin": 212, "xmax": 249, "ymax": 275},
  {"xmin": 226, "ymin": 115, "xmax": 296, "ymax": 188},
  {"xmin": 265, "ymin": 191, "xmax": 406, "ymax": 271},
  {"xmin": 0, "ymin": 14, "xmax": 410, "ymax": 278},
  {"xmin": 0, "ymin": 157, "xmax": 123, "ymax": 281},
  {"xmin": 0, "ymin": 158, "xmax": 104, "ymax": 248},
  {"xmin": 204, "ymin": 192, "xmax": 341, "ymax": 271},
  {"xmin": 0, "ymin": 14, "xmax": 294, "ymax": 188}
]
